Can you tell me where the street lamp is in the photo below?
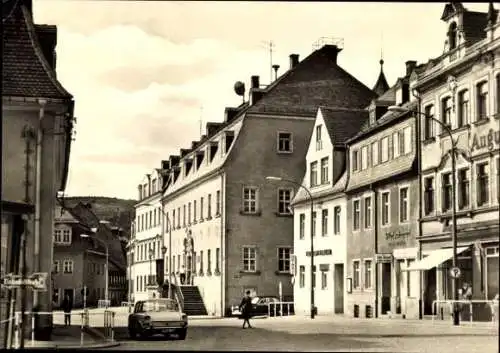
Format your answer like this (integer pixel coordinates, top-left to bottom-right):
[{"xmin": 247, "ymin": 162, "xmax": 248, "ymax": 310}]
[
  {"xmin": 80, "ymin": 231, "xmax": 109, "ymax": 306},
  {"xmin": 388, "ymin": 105, "xmax": 460, "ymax": 325},
  {"xmin": 266, "ymin": 176, "xmax": 316, "ymax": 319},
  {"xmin": 148, "ymin": 248, "xmax": 154, "ymax": 287}
]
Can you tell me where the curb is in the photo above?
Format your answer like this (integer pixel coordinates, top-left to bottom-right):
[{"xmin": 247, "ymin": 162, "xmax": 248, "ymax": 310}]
[{"xmin": 28, "ymin": 341, "xmax": 121, "ymax": 350}]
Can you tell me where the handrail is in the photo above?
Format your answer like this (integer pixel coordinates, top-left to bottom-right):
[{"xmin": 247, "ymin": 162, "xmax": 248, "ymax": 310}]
[
  {"xmin": 432, "ymin": 299, "xmax": 499, "ymax": 323},
  {"xmin": 267, "ymin": 301, "xmax": 295, "ymax": 317}
]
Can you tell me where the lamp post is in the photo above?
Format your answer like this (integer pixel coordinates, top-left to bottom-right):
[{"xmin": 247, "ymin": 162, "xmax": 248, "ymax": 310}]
[
  {"xmin": 148, "ymin": 248, "xmax": 154, "ymax": 288},
  {"xmin": 388, "ymin": 105, "xmax": 460, "ymax": 325},
  {"xmin": 80, "ymin": 231, "xmax": 109, "ymax": 305},
  {"xmin": 161, "ymin": 244, "xmax": 168, "ymax": 289},
  {"xmin": 266, "ymin": 176, "xmax": 316, "ymax": 319}
]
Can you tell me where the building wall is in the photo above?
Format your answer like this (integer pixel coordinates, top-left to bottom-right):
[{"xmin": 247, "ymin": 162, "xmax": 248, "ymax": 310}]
[{"xmin": 225, "ymin": 115, "xmax": 315, "ymax": 313}]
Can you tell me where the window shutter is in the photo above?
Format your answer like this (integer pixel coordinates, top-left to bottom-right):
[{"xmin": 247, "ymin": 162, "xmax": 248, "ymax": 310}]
[{"xmin": 388, "ymin": 135, "xmax": 393, "ymax": 160}]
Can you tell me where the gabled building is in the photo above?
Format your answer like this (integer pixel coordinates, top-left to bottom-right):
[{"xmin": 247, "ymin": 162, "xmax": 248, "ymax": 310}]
[
  {"xmin": 409, "ymin": 2, "xmax": 500, "ymax": 319},
  {"xmin": 1, "ymin": 0, "xmax": 74, "ymax": 343},
  {"xmin": 291, "ymin": 106, "xmax": 369, "ymax": 316},
  {"xmin": 344, "ymin": 60, "xmax": 424, "ymax": 320},
  {"xmin": 160, "ymin": 43, "xmax": 377, "ymax": 317}
]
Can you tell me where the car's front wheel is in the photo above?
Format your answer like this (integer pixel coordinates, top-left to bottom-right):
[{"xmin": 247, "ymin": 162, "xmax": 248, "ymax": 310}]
[{"xmin": 176, "ymin": 328, "xmax": 187, "ymax": 340}]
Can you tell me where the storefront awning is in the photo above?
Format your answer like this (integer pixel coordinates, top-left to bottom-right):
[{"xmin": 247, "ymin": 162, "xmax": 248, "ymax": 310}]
[{"xmin": 403, "ymin": 246, "xmax": 470, "ymax": 271}]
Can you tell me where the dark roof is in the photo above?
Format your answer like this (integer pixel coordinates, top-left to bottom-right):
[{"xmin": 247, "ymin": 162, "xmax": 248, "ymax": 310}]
[
  {"xmin": 462, "ymin": 11, "xmax": 489, "ymax": 44},
  {"xmin": 372, "ymin": 60, "xmax": 390, "ymax": 97},
  {"xmin": 248, "ymin": 45, "xmax": 377, "ymax": 116},
  {"xmin": 2, "ymin": 1, "xmax": 72, "ymax": 99},
  {"xmin": 375, "ymin": 84, "xmax": 397, "ymax": 104},
  {"xmin": 320, "ymin": 107, "xmax": 369, "ymax": 144}
]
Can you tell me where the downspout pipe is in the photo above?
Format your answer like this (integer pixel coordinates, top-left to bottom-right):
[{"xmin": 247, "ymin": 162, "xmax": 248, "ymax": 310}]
[
  {"xmin": 220, "ymin": 172, "xmax": 225, "ymax": 317},
  {"xmin": 33, "ymin": 98, "xmax": 47, "ymax": 308},
  {"xmin": 373, "ymin": 183, "xmax": 379, "ymax": 318}
]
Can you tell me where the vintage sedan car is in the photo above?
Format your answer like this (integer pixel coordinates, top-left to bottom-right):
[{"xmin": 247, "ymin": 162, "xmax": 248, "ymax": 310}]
[
  {"xmin": 231, "ymin": 296, "xmax": 283, "ymax": 318},
  {"xmin": 128, "ymin": 298, "xmax": 188, "ymax": 339}
]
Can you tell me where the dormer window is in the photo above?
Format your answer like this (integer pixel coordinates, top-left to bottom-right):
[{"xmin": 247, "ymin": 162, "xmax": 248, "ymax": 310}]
[
  {"xmin": 151, "ymin": 179, "xmax": 157, "ymax": 193},
  {"xmin": 210, "ymin": 142, "xmax": 218, "ymax": 162},
  {"xmin": 448, "ymin": 22, "xmax": 458, "ymax": 50},
  {"xmin": 185, "ymin": 159, "xmax": 193, "ymax": 176},
  {"xmin": 196, "ymin": 151, "xmax": 204, "ymax": 169},
  {"xmin": 315, "ymin": 125, "xmax": 323, "ymax": 151},
  {"xmin": 225, "ymin": 132, "xmax": 235, "ymax": 153}
]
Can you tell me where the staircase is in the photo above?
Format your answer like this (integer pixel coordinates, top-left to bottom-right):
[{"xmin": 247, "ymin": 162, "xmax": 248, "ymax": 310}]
[{"xmin": 179, "ymin": 286, "xmax": 208, "ymax": 316}]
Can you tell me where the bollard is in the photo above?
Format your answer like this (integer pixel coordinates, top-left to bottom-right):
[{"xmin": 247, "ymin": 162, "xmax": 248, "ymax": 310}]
[
  {"xmin": 274, "ymin": 303, "xmax": 276, "ymax": 317},
  {"xmin": 111, "ymin": 312, "xmax": 115, "ymax": 342},
  {"xmin": 80, "ymin": 312, "xmax": 84, "ymax": 346},
  {"xmin": 14, "ymin": 312, "xmax": 20, "ymax": 349},
  {"xmin": 31, "ymin": 312, "xmax": 35, "ymax": 344}
]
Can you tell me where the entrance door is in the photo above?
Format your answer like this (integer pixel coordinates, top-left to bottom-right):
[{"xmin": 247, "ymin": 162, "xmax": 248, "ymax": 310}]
[
  {"xmin": 424, "ymin": 268, "xmax": 436, "ymax": 315},
  {"xmin": 186, "ymin": 255, "xmax": 192, "ymax": 285},
  {"xmin": 381, "ymin": 263, "xmax": 391, "ymax": 315},
  {"xmin": 334, "ymin": 264, "xmax": 344, "ymax": 314},
  {"xmin": 63, "ymin": 289, "xmax": 74, "ymax": 307}
]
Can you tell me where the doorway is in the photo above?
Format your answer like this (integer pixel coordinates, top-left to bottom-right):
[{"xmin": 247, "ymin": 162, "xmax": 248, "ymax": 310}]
[
  {"xmin": 380, "ymin": 263, "xmax": 391, "ymax": 315},
  {"xmin": 424, "ymin": 267, "xmax": 436, "ymax": 315},
  {"xmin": 63, "ymin": 289, "xmax": 74, "ymax": 307},
  {"xmin": 334, "ymin": 264, "xmax": 344, "ymax": 314}
]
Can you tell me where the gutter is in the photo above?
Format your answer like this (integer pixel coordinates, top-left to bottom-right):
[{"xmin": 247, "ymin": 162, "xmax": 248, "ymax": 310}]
[{"xmin": 220, "ymin": 172, "xmax": 225, "ymax": 317}]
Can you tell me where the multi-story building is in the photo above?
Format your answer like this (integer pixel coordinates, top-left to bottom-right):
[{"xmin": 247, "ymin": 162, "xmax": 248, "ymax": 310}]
[
  {"xmin": 53, "ymin": 203, "xmax": 127, "ymax": 308},
  {"xmin": 130, "ymin": 168, "xmax": 166, "ymax": 302},
  {"xmin": 409, "ymin": 2, "xmax": 500, "ymax": 318},
  {"xmin": 291, "ymin": 106, "xmax": 370, "ymax": 316},
  {"xmin": 1, "ymin": 0, "xmax": 75, "ymax": 343},
  {"xmin": 344, "ymin": 61, "xmax": 423, "ymax": 319},
  {"xmin": 160, "ymin": 43, "xmax": 377, "ymax": 317}
]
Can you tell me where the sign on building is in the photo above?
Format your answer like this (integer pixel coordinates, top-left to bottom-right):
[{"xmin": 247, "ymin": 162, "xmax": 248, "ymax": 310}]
[{"xmin": 1, "ymin": 272, "xmax": 48, "ymax": 291}]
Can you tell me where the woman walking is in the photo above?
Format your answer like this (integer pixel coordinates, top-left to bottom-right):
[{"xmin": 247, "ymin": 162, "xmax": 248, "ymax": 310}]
[{"xmin": 239, "ymin": 290, "xmax": 253, "ymax": 329}]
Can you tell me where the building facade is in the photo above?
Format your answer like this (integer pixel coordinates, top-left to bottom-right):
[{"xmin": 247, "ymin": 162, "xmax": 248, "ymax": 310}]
[
  {"xmin": 129, "ymin": 169, "xmax": 165, "ymax": 302},
  {"xmin": 410, "ymin": 3, "xmax": 500, "ymax": 318},
  {"xmin": 1, "ymin": 0, "xmax": 75, "ymax": 344},
  {"xmin": 345, "ymin": 62, "xmax": 422, "ymax": 319},
  {"xmin": 160, "ymin": 43, "xmax": 377, "ymax": 317}
]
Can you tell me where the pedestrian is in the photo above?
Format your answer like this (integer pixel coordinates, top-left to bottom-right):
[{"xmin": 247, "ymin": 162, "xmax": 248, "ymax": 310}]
[
  {"xmin": 239, "ymin": 290, "xmax": 253, "ymax": 329},
  {"xmin": 62, "ymin": 294, "xmax": 73, "ymax": 326},
  {"xmin": 180, "ymin": 265, "xmax": 186, "ymax": 285}
]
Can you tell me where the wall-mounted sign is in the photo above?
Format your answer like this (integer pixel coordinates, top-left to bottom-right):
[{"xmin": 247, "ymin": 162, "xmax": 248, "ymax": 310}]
[
  {"xmin": 470, "ymin": 128, "xmax": 499, "ymax": 152},
  {"xmin": 1, "ymin": 272, "xmax": 48, "ymax": 291},
  {"xmin": 375, "ymin": 253, "xmax": 393, "ymax": 263},
  {"xmin": 306, "ymin": 249, "xmax": 332, "ymax": 257},
  {"xmin": 385, "ymin": 230, "xmax": 411, "ymax": 243}
]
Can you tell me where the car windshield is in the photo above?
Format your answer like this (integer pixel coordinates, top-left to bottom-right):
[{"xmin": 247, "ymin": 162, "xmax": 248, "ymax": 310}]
[
  {"xmin": 251, "ymin": 297, "xmax": 259, "ymax": 304},
  {"xmin": 143, "ymin": 299, "xmax": 179, "ymax": 312}
]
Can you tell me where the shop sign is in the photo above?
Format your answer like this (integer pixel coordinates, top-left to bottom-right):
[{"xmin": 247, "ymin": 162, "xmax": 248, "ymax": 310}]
[
  {"xmin": 470, "ymin": 128, "xmax": 500, "ymax": 152},
  {"xmin": 306, "ymin": 249, "xmax": 332, "ymax": 257},
  {"xmin": 1, "ymin": 272, "xmax": 48, "ymax": 291},
  {"xmin": 375, "ymin": 253, "xmax": 392, "ymax": 263},
  {"xmin": 385, "ymin": 230, "xmax": 411, "ymax": 247}
]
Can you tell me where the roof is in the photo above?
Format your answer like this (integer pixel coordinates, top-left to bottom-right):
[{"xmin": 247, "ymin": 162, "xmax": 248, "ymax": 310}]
[
  {"xmin": 248, "ymin": 45, "xmax": 377, "ymax": 116},
  {"xmin": 292, "ymin": 170, "xmax": 347, "ymax": 205},
  {"xmin": 372, "ymin": 60, "xmax": 390, "ymax": 97},
  {"xmin": 320, "ymin": 107, "xmax": 369, "ymax": 144},
  {"xmin": 462, "ymin": 10, "xmax": 490, "ymax": 44},
  {"xmin": 2, "ymin": 0, "xmax": 72, "ymax": 99}
]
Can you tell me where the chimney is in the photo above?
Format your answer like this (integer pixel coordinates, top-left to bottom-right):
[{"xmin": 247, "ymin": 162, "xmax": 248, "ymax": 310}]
[
  {"xmin": 289, "ymin": 54, "xmax": 299, "ymax": 69},
  {"xmin": 405, "ymin": 60, "xmax": 417, "ymax": 76},
  {"xmin": 161, "ymin": 160, "xmax": 169, "ymax": 170},
  {"xmin": 272, "ymin": 64, "xmax": 280, "ymax": 81},
  {"xmin": 251, "ymin": 75, "xmax": 260, "ymax": 89}
]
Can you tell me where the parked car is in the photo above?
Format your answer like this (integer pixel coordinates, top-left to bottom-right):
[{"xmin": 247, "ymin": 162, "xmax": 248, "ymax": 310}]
[
  {"xmin": 128, "ymin": 298, "xmax": 188, "ymax": 340},
  {"xmin": 231, "ymin": 296, "xmax": 291, "ymax": 317}
]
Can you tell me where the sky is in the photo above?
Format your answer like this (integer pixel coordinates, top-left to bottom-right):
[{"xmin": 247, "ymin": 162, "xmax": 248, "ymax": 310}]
[{"xmin": 33, "ymin": 1, "xmax": 489, "ymax": 200}]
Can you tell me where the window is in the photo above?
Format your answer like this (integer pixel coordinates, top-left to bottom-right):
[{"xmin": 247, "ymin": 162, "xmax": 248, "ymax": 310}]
[
  {"xmin": 333, "ymin": 206, "xmax": 341, "ymax": 235},
  {"xmin": 424, "ymin": 105, "xmax": 435, "ymax": 139},
  {"xmin": 424, "ymin": 177, "xmax": 435, "ymax": 215},
  {"xmin": 321, "ymin": 209, "xmax": 328, "ymax": 236},
  {"xmin": 399, "ymin": 187, "xmax": 409, "ymax": 223},
  {"xmin": 442, "ymin": 172, "xmax": 452, "ymax": 212},
  {"xmin": 53, "ymin": 229, "xmax": 62, "ymax": 243},
  {"xmin": 381, "ymin": 137, "xmax": 389, "ymax": 162},
  {"xmin": 497, "ymin": 158, "xmax": 500, "ymax": 203},
  {"xmin": 299, "ymin": 214, "xmax": 305, "ymax": 239},
  {"xmin": 177, "ymin": 207, "xmax": 180, "ymax": 227},
  {"xmin": 448, "ymin": 22, "xmax": 457, "ymax": 49},
  {"xmin": 393, "ymin": 132, "xmax": 400, "ymax": 159},
  {"xmin": 277, "ymin": 247, "xmax": 291, "ymax": 273},
  {"xmin": 312, "ymin": 212, "xmax": 317, "ymax": 237},
  {"xmin": 153, "ymin": 209, "xmax": 157, "ymax": 226},
  {"xmin": 193, "ymin": 200, "xmax": 197, "ymax": 222},
  {"xmin": 364, "ymin": 260, "xmax": 373, "ymax": 289},
  {"xmin": 477, "ymin": 81, "xmax": 489, "ymax": 120},
  {"xmin": 352, "ymin": 150, "xmax": 359, "ymax": 171},
  {"xmin": 458, "ymin": 168, "xmax": 470, "ymax": 209},
  {"xmin": 199, "ymin": 251, "xmax": 203, "ymax": 274},
  {"xmin": 207, "ymin": 249, "xmax": 211, "ymax": 274},
  {"xmin": 371, "ymin": 141, "xmax": 379, "ymax": 166},
  {"xmin": 312, "ymin": 266, "xmax": 316, "ymax": 288},
  {"xmin": 188, "ymin": 202, "xmax": 191, "ymax": 224},
  {"xmin": 364, "ymin": 197, "xmax": 372, "ymax": 229},
  {"xmin": 63, "ymin": 259, "xmax": 73, "ymax": 274},
  {"xmin": 207, "ymin": 194, "xmax": 212, "ymax": 218},
  {"xmin": 353, "ymin": 200, "xmax": 360, "ymax": 231},
  {"xmin": 278, "ymin": 132, "xmax": 292, "ymax": 152},
  {"xmin": 200, "ymin": 197, "xmax": 204, "ymax": 220},
  {"xmin": 53, "ymin": 260, "xmax": 60, "ymax": 274},
  {"xmin": 278, "ymin": 189, "xmax": 293, "ymax": 215},
  {"xmin": 242, "ymin": 247, "xmax": 257, "ymax": 272},
  {"xmin": 441, "ymin": 97, "xmax": 452, "ymax": 129},
  {"xmin": 361, "ymin": 146, "xmax": 368, "ymax": 170},
  {"xmin": 381, "ymin": 191, "xmax": 390, "ymax": 225},
  {"xmin": 310, "ymin": 161, "xmax": 318, "ymax": 187},
  {"xmin": 320, "ymin": 157, "xmax": 329, "ymax": 183},
  {"xmin": 172, "ymin": 210, "xmax": 176, "ymax": 228},
  {"xmin": 299, "ymin": 266, "xmax": 305, "ymax": 288},
  {"xmin": 353, "ymin": 261, "xmax": 360, "ymax": 289},
  {"xmin": 458, "ymin": 89, "xmax": 470, "ymax": 127},
  {"xmin": 403, "ymin": 127, "xmax": 412, "ymax": 154},
  {"xmin": 321, "ymin": 269, "xmax": 328, "ymax": 290},
  {"xmin": 316, "ymin": 125, "xmax": 322, "ymax": 150},
  {"xmin": 477, "ymin": 162, "xmax": 489, "ymax": 206},
  {"xmin": 215, "ymin": 248, "xmax": 220, "ymax": 272},
  {"xmin": 183, "ymin": 205, "xmax": 186, "ymax": 226},
  {"xmin": 496, "ymin": 74, "xmax": 500, "ymax": 115},
  {"xmin": 243, "ymin": 187, "xmax": 258, "ymax": 213},
  {"xmin": 216, "ymin": 190, "xmax": 221, "ymax": 216}
]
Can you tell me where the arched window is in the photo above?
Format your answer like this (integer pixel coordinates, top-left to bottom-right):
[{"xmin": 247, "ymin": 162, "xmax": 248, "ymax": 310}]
[{"xmin": 448, "ymin": 22, "xmax": 457, "ymax": 50}]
